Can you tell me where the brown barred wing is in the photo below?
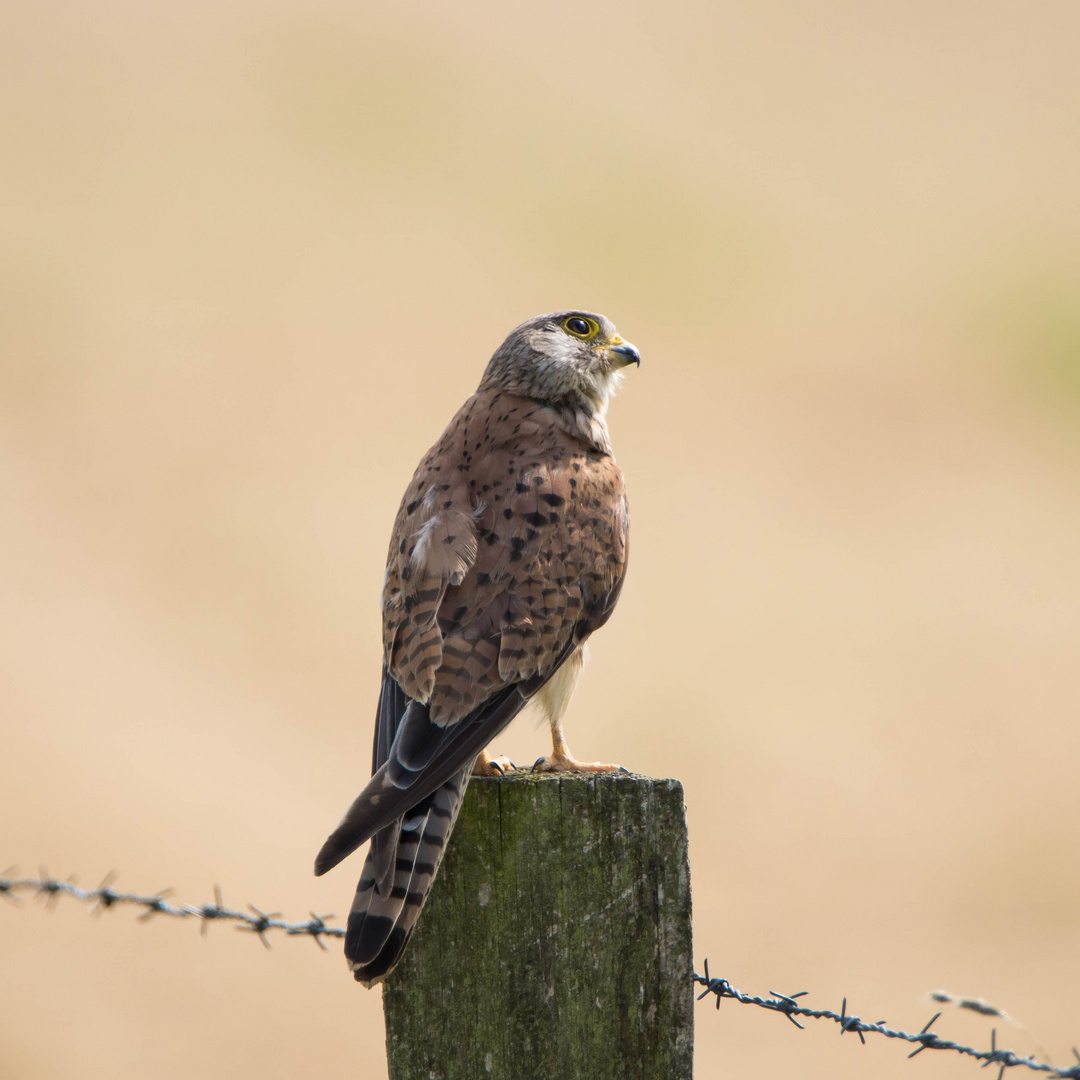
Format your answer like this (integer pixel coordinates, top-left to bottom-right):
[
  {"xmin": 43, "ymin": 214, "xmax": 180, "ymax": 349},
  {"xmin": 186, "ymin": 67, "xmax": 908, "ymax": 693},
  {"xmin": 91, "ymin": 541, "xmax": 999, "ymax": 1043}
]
[{"xmin": 424, "ymin": 446, "xmax": 626, "ymax": 725}]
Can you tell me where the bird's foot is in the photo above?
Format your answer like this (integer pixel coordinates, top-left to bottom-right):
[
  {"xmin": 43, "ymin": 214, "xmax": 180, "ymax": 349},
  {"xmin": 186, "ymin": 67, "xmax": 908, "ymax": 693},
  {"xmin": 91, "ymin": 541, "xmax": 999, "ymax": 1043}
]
[
  {"xmin": 473, "ymin": 751, "xmax": 516, "ymax": 777},
  {"xmin": 531, "ymin": 750, "xmax": 629, "ymax": 774}
]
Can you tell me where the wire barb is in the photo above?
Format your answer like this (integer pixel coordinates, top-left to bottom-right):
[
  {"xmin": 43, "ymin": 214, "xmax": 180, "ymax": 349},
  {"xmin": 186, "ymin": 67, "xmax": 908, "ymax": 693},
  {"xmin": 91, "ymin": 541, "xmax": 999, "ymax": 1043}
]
[{"xmin": 693, "ymin": 963, "xmax": 1080, "ymax": 1079}]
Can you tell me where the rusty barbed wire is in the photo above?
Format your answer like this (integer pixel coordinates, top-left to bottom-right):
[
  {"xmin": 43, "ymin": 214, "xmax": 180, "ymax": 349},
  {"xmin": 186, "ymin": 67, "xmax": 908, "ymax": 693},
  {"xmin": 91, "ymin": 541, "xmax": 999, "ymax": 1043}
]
[
  {"xmin": 694, "ymin": 960, "xmax": 1080, "ymax": 1080},
  {"xmin": 0, "ymin": 869, "xmax": 343, "ymax": 949}
]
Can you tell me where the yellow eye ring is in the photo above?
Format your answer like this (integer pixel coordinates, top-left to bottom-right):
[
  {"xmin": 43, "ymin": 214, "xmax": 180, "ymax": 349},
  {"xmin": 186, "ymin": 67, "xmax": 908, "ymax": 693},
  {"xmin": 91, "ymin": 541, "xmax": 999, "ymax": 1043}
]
[{"xmin": 563, "ymin": 316, "xmax": 598, "ymax": 338}]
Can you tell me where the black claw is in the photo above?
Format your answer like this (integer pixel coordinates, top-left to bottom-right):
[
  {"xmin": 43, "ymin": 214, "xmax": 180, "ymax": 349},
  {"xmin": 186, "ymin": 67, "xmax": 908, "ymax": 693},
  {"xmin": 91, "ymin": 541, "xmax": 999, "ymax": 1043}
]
[{"xmin": 532, "ymin": 757, "xmax": 546, "ymax": 772}]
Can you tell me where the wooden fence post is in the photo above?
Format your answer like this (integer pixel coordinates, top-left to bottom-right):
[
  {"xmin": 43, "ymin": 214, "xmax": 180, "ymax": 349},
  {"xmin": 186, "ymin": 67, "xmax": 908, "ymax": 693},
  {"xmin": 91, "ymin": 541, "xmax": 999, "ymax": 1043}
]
[{"xmin": 382, "ymin": 772, "xmax": 693, "ymax": 1079}]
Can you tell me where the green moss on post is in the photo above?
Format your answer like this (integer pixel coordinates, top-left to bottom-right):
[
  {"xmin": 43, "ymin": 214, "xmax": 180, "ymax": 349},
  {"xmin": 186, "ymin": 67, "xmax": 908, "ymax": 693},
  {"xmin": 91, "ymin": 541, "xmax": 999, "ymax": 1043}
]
[{"xmin": 382, "ymin": 772, "xmax": 693, "ymax": 1080}]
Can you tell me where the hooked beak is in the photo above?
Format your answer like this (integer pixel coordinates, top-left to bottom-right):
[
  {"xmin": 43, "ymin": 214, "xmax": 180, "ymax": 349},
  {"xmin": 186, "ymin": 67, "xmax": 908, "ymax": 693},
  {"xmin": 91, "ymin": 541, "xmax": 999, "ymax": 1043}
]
[{"xmin": 608, "ymin": 340, "xmax": 641, "ymax": 368}]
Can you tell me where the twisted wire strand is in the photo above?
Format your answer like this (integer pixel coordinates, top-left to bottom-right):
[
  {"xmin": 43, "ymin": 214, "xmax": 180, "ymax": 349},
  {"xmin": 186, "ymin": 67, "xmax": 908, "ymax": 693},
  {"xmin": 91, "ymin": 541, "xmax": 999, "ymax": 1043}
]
[
  {"xmin": 694, "ymin": 961, "xmax": 1080, "ymax": 1080},
  {"xmin": 0, "ymin": 870, "xmax": 343, "ymax": 949}
]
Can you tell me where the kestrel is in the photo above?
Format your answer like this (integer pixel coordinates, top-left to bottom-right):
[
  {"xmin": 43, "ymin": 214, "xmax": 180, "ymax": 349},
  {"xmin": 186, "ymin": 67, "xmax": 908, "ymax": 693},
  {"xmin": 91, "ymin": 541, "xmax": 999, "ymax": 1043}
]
[{"xmin": 314, "ymin": 310, "xmax": 640, "ymax": 985}]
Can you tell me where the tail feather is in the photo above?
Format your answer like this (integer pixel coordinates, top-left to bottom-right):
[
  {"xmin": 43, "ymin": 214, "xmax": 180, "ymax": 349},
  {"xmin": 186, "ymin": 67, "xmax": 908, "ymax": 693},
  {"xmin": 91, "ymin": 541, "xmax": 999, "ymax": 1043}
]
[
  {"xmin": 368, "ymin": 821, "xmax": 400, "ymax": 897},
  {"xmin": 344, "ymin": 764, "xmax": 472, "ymax": 986}
]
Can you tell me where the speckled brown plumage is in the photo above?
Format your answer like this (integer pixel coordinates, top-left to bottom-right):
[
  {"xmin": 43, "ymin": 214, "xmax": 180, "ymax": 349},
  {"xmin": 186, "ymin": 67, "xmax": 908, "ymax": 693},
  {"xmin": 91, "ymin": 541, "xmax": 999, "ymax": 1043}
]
[
  {"xmin": 384, "ymin": 389, "xmax": 628, "ymax": 723},
  {"xmin": 314, "ymin": 310, "xmax": 639, "ymax": 985}
]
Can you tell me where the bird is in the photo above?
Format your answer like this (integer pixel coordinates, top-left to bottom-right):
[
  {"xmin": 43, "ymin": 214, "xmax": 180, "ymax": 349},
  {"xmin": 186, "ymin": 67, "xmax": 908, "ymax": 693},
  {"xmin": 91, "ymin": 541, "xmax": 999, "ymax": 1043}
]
[{"xmin": 314, "ymin": 310, "xmax": 640, "ymax": 985}]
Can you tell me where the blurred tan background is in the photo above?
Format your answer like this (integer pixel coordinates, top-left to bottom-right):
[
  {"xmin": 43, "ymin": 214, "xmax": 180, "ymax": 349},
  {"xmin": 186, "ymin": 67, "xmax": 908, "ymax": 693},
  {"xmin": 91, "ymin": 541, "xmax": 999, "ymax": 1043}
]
[{"xmin": 3, "ymin": 1, "xmax": 1079, "ymax": 1077}]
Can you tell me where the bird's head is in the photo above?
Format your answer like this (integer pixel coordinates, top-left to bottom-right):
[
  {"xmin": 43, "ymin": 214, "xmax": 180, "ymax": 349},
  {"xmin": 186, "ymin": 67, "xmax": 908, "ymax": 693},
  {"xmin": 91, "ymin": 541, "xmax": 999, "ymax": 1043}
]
[{"xmin": 479, "ymin": 310, "xmax": 640, "ymax": 416}]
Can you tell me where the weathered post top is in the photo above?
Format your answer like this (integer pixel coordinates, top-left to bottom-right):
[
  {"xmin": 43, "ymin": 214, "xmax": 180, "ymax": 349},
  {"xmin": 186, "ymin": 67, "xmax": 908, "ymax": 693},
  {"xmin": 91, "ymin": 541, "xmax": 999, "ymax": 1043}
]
[{"xmin": 382, "ymin": 772, "xmax": 693, "ymax": 1080}]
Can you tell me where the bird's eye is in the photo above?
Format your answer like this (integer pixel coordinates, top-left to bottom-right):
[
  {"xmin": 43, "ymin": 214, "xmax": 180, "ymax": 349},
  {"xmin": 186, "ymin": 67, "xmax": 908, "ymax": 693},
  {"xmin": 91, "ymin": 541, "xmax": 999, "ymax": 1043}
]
[{"xmin": 563, "ymin": 316, "xmax": 596, "ymax": 338}]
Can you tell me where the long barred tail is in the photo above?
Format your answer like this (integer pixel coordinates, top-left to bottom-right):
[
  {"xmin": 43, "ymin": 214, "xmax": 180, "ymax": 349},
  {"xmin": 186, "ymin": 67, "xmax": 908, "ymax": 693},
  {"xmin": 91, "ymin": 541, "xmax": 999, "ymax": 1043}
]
[
  {"xmin": 343, "ymin": 764, "xmax": 473, "ymax": 986},
  {"xmin": 317, "ymin": 667, "xmax": 554, "ymax": 984}
]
